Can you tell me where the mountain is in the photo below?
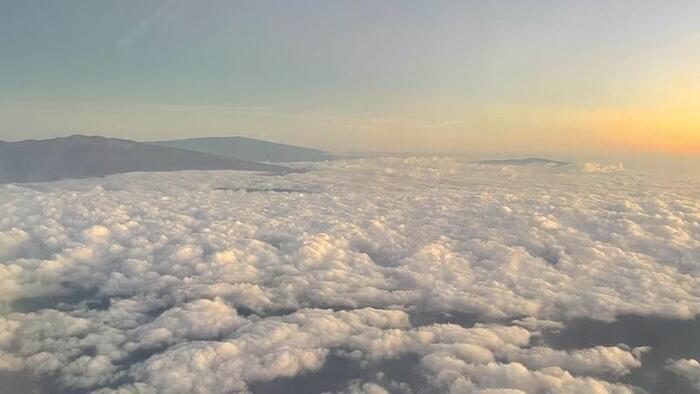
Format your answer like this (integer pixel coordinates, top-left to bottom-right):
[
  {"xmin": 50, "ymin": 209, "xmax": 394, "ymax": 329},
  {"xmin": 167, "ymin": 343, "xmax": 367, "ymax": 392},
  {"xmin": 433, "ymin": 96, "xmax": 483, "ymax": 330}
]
[
  {"xmin": 151, "ymin": 136, "xmax": 335, "ymax": 162},
  {"xmin": 474, "ymin": 158, "xmax": 571, "ymax": 167},
  {"xmin": 0, "ymin": 135, "xmax": 292, "ymax": 184}
]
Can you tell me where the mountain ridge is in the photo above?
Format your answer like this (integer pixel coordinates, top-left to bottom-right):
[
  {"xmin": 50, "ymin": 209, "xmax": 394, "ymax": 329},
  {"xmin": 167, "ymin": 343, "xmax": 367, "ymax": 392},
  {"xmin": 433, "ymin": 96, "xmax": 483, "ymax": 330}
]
[
  {"xmin": 0, "ymin": 135, "xmax": 292, "ymax": 184},
  {"xmin": 151, "ymin": 136, "xmax": 335, "ymax": 163}
]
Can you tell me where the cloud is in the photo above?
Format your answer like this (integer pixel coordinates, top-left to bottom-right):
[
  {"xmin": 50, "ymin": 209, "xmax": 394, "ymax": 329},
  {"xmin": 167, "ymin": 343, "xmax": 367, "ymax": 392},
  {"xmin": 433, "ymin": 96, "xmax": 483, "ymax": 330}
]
[
  {"xmin": 130, "ymin": 297, "xmax": 247, "ymax": 349},
  {"xmin": 0, "ymin": 157, "xmax": 698, "ymax": 391},
  {"xmin": 667, "ymin": 359, "xmax": 700, "ymax": 391},
  {"xmin": 581, "ymin": 162, "xmax": 624, "ymax": 173}
]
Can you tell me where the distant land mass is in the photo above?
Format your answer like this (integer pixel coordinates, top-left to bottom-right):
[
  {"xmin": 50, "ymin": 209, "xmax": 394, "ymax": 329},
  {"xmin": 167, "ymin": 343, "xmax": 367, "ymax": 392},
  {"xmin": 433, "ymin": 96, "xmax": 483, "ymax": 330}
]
[
  {"xmin": 151, "ymin": 136, "xmax": 335, "ymax": 163},
  {"xmin": 474, "ymin": 157, "xmax": 571, "ymax": 167},
  {"xmin": 0, "ymin": 135, "xmax": 292, "ymax": 184}
]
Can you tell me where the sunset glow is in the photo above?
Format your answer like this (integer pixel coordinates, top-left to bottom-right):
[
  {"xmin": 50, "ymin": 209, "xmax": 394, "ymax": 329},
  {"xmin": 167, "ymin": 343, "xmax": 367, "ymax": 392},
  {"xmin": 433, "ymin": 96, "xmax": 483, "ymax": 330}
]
[{"xmin": 0, "ymin": 1, "xmax": 698, "ymax": 164}]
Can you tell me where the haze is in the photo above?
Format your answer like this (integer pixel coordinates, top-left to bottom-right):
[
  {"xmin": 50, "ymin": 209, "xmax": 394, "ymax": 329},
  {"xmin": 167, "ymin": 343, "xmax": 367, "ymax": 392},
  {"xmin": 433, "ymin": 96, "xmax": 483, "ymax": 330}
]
[{"xmin": 1, "ymin": 0, "xmax": 699, "ymax": 171}]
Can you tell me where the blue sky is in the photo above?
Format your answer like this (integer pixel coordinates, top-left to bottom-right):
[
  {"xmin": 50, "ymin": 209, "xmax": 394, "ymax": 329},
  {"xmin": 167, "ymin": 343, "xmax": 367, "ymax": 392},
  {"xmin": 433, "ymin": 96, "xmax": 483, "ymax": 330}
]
[{"xmin": 1, "ymin": 0, "xmax": 699, "ymax": 160}]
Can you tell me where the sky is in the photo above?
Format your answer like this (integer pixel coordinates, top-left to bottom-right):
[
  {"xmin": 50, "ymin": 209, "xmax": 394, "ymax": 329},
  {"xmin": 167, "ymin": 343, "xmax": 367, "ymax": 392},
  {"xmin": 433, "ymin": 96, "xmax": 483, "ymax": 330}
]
[{"xmin": 1, "ymin": 0, "xmax": 699, "ymax": 162}]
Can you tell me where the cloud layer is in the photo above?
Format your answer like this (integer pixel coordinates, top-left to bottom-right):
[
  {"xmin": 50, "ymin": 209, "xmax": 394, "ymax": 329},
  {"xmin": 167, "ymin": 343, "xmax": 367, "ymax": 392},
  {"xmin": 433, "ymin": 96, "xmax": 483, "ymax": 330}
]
[{"xmin": 0, "ymin": 158, "xmax": 699, "ymax": 392}]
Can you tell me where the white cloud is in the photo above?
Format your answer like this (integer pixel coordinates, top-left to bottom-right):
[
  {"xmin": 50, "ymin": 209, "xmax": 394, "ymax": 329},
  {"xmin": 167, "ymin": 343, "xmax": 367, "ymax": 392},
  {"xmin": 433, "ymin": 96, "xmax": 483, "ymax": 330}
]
[
  {"xmin": 581, "ymin": 162, "xmax": 624, "ymax": 173},
  {"xmin": 0, "ymin": 157, "xmax": 698, "ymax": 392},
  {"xmin": 667, "ymin": 359, "xmax": 700, "ymax": 391},
  {"xmin": 130, "ymin": 297, "xmax": 247, "ymax": 349}
]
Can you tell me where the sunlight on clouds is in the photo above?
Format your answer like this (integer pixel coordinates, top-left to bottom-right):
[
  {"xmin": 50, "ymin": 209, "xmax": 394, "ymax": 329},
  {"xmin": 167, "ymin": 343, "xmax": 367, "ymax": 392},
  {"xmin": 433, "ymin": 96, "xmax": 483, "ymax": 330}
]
[{"xmin": 0, "ymin": 158, "xmax": 699, "ymax": 392}]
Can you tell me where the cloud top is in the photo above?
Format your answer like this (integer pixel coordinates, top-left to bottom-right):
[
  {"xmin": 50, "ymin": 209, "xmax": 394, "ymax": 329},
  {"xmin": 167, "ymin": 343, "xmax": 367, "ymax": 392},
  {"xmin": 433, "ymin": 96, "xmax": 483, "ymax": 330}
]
[{"xmin": 0, "ymin": 157, "xmax": 698, "ymax": 392}]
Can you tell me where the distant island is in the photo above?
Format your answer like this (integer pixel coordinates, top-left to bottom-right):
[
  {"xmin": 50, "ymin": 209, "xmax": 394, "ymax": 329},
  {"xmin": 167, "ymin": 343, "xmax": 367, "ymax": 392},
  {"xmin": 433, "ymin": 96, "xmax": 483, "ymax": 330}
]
[
  {"xmin": 0, "ymin": 135, "xmax": 303, "ymax": 184},
  {"xmin": 0, "ymin": 136, "xmax": 576, "ymax": 185}
]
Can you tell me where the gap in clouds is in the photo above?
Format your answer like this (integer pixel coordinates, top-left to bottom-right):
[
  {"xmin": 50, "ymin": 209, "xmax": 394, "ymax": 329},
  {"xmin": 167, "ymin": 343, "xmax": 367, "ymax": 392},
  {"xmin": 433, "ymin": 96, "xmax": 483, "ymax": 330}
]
[{"xmin": 542, "ymin": 315, "xmax": 700, "ymax": 394}]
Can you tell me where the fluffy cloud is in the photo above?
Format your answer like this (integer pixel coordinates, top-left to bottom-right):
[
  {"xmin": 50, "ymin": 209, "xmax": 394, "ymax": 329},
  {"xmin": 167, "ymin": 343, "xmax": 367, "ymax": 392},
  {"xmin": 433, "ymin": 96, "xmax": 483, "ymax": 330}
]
[
  {"xmin": 581, "ymin": 162, "xmax": 624, "ymax": 173},
  {"xmin": 0, "ymin": 157, "xmax": 698, "ymax": 392},
  {"xmin": 667, "ymin": 359, "xmax": 700, "ymax": 391}
]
